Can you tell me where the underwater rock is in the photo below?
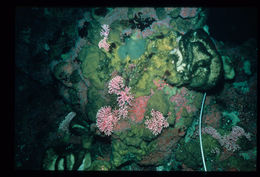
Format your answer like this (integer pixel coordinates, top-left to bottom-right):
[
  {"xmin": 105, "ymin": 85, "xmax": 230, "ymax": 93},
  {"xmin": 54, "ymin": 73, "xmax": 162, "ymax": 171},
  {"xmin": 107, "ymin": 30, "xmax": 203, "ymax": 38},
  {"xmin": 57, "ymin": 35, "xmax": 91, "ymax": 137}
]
[
  {"xmin": 221, "ymin": 55, "xmax": 235, "ymax": 80},
  {"xmin": 238, "ymin": 147, "xmax": 256, "ymax": 160},
  {"xmin": 78, "ymin": 152, "xmax": 92, "ymax": 170},
  {"xmin": 15, "ymin": 7, "xmax": 257, "ymax": 171},
  {"xmin": 109, "ymin": 22, "xmax": 125, "ymax": 44},
  {"xmin": 221, "ymin": 111, "xmax": 240, "ymax": 129},
  {"xmin": 89, "ymin": 160, "xmax": 111, "ymax": 171},
  {"xmin": 173, "ymin": 29, "xmax": 222, "ymax": 91},
  {"xmin": 94, "ymin": 8, "xmax": 108, "ymax": 17},
  {"xmin": 81, "ymin": 135, "xmax": 93, "ymax": 150},
  {"xmin": 203, "ymin": 103, "xmax": 222, "ymax": 128},
  {"xmin": 52, "ymin": 61, "xmax": 75, "ymax": 87},
  {"xmin": 243, "ymin": 60, "xmax": 252, "ymax": 76},
  {"xmin": 42, "ymin": 148, "xmax": 76, "ymax": 170},
  {"xmin": 71, "ymin": 123, "xmax": 88, "ymax": 135},
  {"xmin": 42, "ymin": 148, "xmax": 59, "ymax": 170},
  {"xmin": 57, "ymin": 158, "xmax": 65, "ymax": 170},
  {"xmin": 79, "ymin": 45, "xmax": 106, "ymax": 89},
  {"xmin": 179, "ymin": 8, "xmax": 199, "ymax": 19},
  {"xmin": 66, "ymin": 153, "xmax": 75, "ymax": 170},
  {"xmin": 111, "ymin": 123, "xmax": 156, "ymax": 168},
  {"xmin": 175, "ymin": 139, "xmax": 202, "ymax": 169},
  {"xmin": 78, "ymin": 21, "xmax": 89, "ymax": 38},
  {"xmin": 138, "ymin": 127, "xmax": 181, "ymax": 166},
  {"xmin": 170, "ymin": 8, "xmax": 207, "ymax": 35},
  {"xmin": 166, "ymin": 8, "xmax": 181, "ymax": 18},
  {"xmin": 146, "ymin": 90, "xmax": 169, "ymax": 116},
  {"xmin": 155, "ymin": 8, "xmax": 167, "ymax": 20},
  {"xmin": 153, "ymin": 31, "xmax": 179, "ymax": 51},
  {"xmin": 97, "ymin": 8, "xmax": 128, "ymax": 26},
  {"xmin": 128, "ymin": 96, "xmax": 150, "ymax": 123}
]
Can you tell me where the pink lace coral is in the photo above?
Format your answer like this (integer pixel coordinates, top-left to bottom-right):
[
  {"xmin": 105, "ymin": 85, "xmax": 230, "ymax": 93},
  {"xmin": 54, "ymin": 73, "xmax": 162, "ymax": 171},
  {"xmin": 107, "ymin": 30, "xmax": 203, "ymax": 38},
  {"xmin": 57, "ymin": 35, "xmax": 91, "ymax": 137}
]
[
  {"xmin": 100, "ymin": 24, "xmax": 110, "ymax": 38},
  {"xmin": 145, "ymin": 109, "xmax": 169, "ymax": 136},
  {"xmin": 98, "ymin": 24, "xmax": 110, "ymax": 51},
  {"xmin": 117, "ymin": 105, "xmax": 129, "ymax": 119},
  {"xmin": 108, "ymin": 76, "xmax": 134, "ymax": 119},
  {"xmin": 117, "ymin": 86, "xmax": 134, "ymax": 107},
  {"xmin": 98, "ymin": 37, "xmax": 110, "ymax": 52},
  {"xmin": 96, "ymin": 106, "xmax": 118, "ymax": 136},
  {"xmin": 96, "ymin": 76, "xmax": 135, "ymax": 136},
  {"xmin": 108, "ymin": 75, "xmax": 125, "ymax": 95}
]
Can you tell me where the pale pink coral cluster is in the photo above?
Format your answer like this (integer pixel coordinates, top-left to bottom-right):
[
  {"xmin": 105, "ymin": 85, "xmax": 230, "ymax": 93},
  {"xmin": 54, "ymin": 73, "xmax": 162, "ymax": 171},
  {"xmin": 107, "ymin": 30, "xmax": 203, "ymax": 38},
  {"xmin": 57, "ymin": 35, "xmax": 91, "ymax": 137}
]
[
  {"xmin": 100, "ymin": 24, "xmax": 110, "ymax": 38},
  {"xmin": 98, "ymin": 38, "xmax": 110, "ymax": 52},
  {"xmin": 202, "ymin": 126, "xmax": 222, "ymax": 140},
  {"xmin": 96, "ymin": 106, "xmax": 119, "ymax": 136},
  {"xmin": 96, "ymin": 76, "xmax": 134, "ymax": 136},
  {"xmin": 117, "ymin": 105, "xmax": 129, "ymax": 120},
  {"xmin": 221, "ymin": 126, "xmax": 251, "ymax": 152},
  {"xmin": 201, "ymin": 125, "xmax": 251, "ymax": 152},
  {"xmin": 96, "ymin": 75, "xmax": 170, "ymax": 136},
  {"xmin": 108, "ymin": 75, "xmax": 134, "ymax": 119},
  {"xmin": 98, "ymin": 24, "xmax": 110, "ymax": 52},
  {"xmin": 117, "ymin": 87, "xmax": 133, "ymax": 107},
  {"xmin": 145, "ymin": 109, "xmax": 169, "ymax": 136},
  {"xmin": 108, "ymin": 75, "xmax": 124, "ymax": 94}
]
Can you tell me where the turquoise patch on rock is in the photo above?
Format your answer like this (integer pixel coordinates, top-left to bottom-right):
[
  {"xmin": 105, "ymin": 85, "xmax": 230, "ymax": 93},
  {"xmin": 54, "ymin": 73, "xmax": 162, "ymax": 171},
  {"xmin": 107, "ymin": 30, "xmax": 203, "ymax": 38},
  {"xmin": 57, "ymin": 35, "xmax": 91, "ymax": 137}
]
[
  {"xmin": 118, "ymin": 45, "xmax": 128, "ymax": 60},
  {"xmin": 118, "ymin": 38, "xmax": 146, "ymax": 60}
]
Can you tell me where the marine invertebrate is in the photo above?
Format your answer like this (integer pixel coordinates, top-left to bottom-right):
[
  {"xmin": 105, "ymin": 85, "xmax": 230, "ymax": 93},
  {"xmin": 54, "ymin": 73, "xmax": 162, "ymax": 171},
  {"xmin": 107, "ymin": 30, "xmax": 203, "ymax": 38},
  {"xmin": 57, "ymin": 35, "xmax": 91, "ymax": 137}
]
[
  {"xmin": 96, "ymin": 106, "xmax": 118, "ymax": 136},
  {"xmin": 108, "ymin": 75, "xmax": 125, "ymax": 95},
  {"xmin": 145, "ymin": 109, "xmax": 169, "ymax": 136},
  {"xmin": 98, "ymin": 24, "xmax": 110, "ymax": 51},
  {"xmin": 201, "ymin": 125, "xmax": 251, "ymax": 152},
  {"xmin": 117, "ymin": 86, "xmax": 134, "ymax": 107}
]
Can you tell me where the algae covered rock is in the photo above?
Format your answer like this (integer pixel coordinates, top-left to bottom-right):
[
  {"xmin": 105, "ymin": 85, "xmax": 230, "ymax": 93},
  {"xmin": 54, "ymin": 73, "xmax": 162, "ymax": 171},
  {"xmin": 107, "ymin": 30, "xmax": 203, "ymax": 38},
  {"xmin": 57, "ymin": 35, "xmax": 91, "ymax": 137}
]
[
  {"xmin": 52, "ymin": 61, "xmax": 74, "ymax": 87},
  {"xmin": 155, "ymin": 8, "xmax": 167, "ymax": 20},
  {"xmin": 79, "ymin": 45, "xmax": 106, "ymax": 90},
  {"xmin": 176, "ymin": 134, "xmax": 221, "ymax": 170},
  {"xmin": 42, "ymin": 148, "xmax": 59, "ymax": 170},
  {"xmin": 81, "ymin": 135, "xmax": 93, "ymax": 150},
  {"xmin": 89, "ymin": 160, "xmax": 111, "ymax": 171},
  {"xmin": 175, "ymin": 139, "xmax": 202, "ymax": 169},
  {"xmin": 78, "ymin": 152, "xmax": 92, "ymax": 170},
  {"xmin": 146, "ymin": 90, "xmax": 169, "ymax": 116},
  {"xmin": 133, "ymin": 52, "xmax": 179, "ymax": 97},
  {"xmin": 243, "ymin": 60, "xmax": 252, "ymax": 76},
  {"xmin": 201, "ymin": 134, "xmax": 221, "ymax": 159},
  {"xmin": 221, "ymin": 55, "xmax": 235, "ymax": 80},
  {"xmin": 110, "ymin": 124, "xmax": 156, "ymax": 168},
  {"xmin": 171, "ymin": 29, "xmax": 223, "ymax": 91},
  {"xmin": 42, "ymin": 148, "xmax": 76, "ymax": 171}
]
